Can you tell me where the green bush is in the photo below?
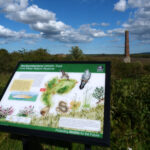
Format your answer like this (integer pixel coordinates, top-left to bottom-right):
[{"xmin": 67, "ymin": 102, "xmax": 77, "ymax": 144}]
[
  {"xmin": 143, "ymin": 63, "xmax": 150, "ymax": 73},
  {"xmin": 112, "ymin": 61, "xmax": 144, "ymax": 79},
  {"xmin": 111, "ymin": 75, "xmax": 150, "ymax": 149}
]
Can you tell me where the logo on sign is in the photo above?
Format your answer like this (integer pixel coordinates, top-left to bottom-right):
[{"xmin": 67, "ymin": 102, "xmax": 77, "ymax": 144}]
[{"xmin": 97, "ymin": 66, "xmax": 104, "ymax": 72}]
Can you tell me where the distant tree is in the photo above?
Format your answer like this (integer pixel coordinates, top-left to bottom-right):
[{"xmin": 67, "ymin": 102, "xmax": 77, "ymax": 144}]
[
  {"xmin": 23, "ymin": 48, "xmax": 51, "ymax": 61},
  {"xmin": 0, "ymin": 49, "xmax": 9, "ymax": 56},
  {"xmin": 69, "ymin": 46, "xmax": 85, "ymax": 60},
  {"xmin": 0, "ymin": 49, "xmax": 12, "ymax": 72},
  {"xmin": 18, "ymin": 48, "xmax": 26, "ymax": 54},
  {"xmin": 34, "ymin": 48, "xmax": 48, "ymax": 54}
]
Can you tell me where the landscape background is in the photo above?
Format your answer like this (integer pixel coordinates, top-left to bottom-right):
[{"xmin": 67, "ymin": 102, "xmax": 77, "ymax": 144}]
[
  {"xmin": 0, "ymin": 0, "xmax": 150, "ymax": 149},
  {"xmin": 0, "ymin": 47, "xmax": 150, "ymax": 150}
]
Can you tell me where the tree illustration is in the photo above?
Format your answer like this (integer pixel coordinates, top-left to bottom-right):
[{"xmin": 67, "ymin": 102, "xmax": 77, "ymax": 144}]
[{"xmin": 92, "ymin": 87, "xmax": 104, "ymax": 104}]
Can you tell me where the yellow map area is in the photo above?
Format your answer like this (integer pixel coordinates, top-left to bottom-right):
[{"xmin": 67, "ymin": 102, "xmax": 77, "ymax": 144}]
[{"xmin": 10, "ymin": 80, "xmax": 33, "ymax": 91}]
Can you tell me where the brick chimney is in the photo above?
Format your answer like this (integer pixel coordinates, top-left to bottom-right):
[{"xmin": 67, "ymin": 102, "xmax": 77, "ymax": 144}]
[{"xmin": 124, "ymin": 30, "xmax": 131, "ymax": 63}]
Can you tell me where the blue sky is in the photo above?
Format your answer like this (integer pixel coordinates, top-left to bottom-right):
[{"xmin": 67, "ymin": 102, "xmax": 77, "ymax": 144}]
[{"xmin": 0, "ymin": 0, "xmax": 150, "ymax": 54}]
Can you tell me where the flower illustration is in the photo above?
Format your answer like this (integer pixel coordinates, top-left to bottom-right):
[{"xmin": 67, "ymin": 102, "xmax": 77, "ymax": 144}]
[
  {"xmin": 18, "ymin": 105, "xmax": 34, "ymax": 117},
  {"xmin": 0, "ymin": 106, "xmax": 14, "ymax": 118},
  {"xmin": 70, "ymin": 100, "xmax": 81, "ymax": 111}
]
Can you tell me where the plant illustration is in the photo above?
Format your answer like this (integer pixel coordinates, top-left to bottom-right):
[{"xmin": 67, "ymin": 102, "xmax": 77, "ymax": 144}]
[
  {"xmin": 82, "ymin": 88, "xmax": 92, "ymax": 110},
  {"xmin": 92, "ymin": 87, "xmax": 104, "ymax": 104},
  {"xmin": 70, "ymin": 100, "xmax": 81, "ymax": 111},
  {"xmin": 0, "ymin": 106, "xmax": 14, "ymax": 118},
  {"xmin": 18, "ymin": 105, "xmax": 34, "ymax": 117},
  {"xmin": 41, "ymin": 77, "xmax": 77, "ymax": 116}
]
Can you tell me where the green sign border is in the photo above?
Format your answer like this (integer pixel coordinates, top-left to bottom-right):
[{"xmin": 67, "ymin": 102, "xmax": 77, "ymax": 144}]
[
  {"xmin": 0, "ymin": 121, "xmax": 103, "ymax": 138},
  {"xmin": 17, "ymin": 63, "xmax": 106, "ymax": 73},
  {"xmin": 0, "ymin": 61, "xmax": 110, "ymax": 146}
]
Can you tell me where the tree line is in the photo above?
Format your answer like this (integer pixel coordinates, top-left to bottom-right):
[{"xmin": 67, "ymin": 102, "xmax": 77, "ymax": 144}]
[{"xmin": 0, "ymin": 46, "xmax": 85, "ymax": 73}]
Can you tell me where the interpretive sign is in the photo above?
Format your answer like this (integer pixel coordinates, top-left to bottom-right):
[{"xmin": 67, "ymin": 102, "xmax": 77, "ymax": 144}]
[{"xmin": 0, "ymin": 62, "xmax": 110, "ymax": 146}]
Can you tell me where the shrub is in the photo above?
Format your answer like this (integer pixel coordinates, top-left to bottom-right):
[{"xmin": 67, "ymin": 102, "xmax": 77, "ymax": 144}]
[
  {"xmin": 112, "ymin": 61, "xmax": 144, "ymax": 79},
  {"xmin": 111, "ymin": 75, "xmax": 150, "ymax": 149}
]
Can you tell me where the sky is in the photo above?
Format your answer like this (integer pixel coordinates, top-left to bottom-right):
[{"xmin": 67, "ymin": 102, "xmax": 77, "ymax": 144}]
[{"xmin": 0, "ymin": 0, "xmax": 150, "ymax": 54}]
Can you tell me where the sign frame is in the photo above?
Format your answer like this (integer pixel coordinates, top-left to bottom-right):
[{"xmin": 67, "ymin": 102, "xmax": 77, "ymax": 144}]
[{"xmin": 0, "ymin": 61, "xmax": 110, "ymax": 146}]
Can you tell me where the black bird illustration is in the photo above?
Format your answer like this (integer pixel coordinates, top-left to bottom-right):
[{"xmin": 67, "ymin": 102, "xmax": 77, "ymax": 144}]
[{"xmin": 79, "ymin": 69, "xmax": 91, "ymax": 89}]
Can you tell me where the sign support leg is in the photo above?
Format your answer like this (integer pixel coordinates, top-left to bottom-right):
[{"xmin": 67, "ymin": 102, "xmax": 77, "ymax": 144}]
[
  {"xmin": 22, "ymin": 138, "xmax": 30, "ymax": 150},
  {"xmin": 22, "ymin": 137, "xmax": 43, "ymax": 150},
  {"xmin": 85, "ymin": 144, "xmax": 91, "ymax": 150}
]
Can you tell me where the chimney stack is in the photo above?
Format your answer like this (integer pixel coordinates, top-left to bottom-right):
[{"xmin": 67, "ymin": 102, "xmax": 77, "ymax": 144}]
[{"xmin": 124, "ymin": 30, "xmax": 131, "ymax": 63}]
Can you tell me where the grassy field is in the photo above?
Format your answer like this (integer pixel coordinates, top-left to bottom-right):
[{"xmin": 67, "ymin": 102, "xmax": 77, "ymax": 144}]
[{"xmin": 0, "ymin": 51, "xmax": 150, "ymax": 150}]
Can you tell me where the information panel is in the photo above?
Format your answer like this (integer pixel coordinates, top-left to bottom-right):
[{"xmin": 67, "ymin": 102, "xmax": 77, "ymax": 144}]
[{"xmin": 0, "ymin": 62, "xmax": 110, "ymax": 146}]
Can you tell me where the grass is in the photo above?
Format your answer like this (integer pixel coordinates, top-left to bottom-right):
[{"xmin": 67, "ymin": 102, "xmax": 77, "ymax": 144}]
[
  {"xmin": 31, "ymin": 104, "xmax": 104, "ymax": 134},
  {"xmin": 0, "ymin": 134, "xmax": 22, "ymax": 150},
  {"xmin": 0, "ymin": 135, "xmax": 108, "ymax": 150},
  {"xmin": 0, "ymin": 101, "xmax": 104, "ymax": 150}
]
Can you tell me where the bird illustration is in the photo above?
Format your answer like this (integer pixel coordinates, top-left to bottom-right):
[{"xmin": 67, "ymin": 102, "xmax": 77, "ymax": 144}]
[
  {"xmin": 79, "ymin": 69, "xmax": 91, "ymax": 89},
  {"xmin": 60, "ymin": 70, "xmax": 69, "ymax": 80}
]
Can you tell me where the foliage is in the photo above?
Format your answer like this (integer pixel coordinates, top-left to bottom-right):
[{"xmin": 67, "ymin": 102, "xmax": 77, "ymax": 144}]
[
  {"xmin": 0, "ymin": 48, "xmax": 150, "ymax": 149},
  {"xmin": 18, "ymin": 106, "xmax": 34, "ymax": 117},
  {"xmin": 0, "ymin": 49, "xmax": 12, "ymax": 72},
  {"xmin": 0, "ymin": 106, "xmax": 13, "ymax": 118},
  {"xmin": 70, "ymin": 100, "xmax": 81, "ymax": 111},
  {"xmin": 69, "ymin": 46, "xmax": 85, "ymax": 60},
  {"xmin": 42, "ymin": 78, "xmax": 76, "ymax": 106},
  {"xmin": 82, "ymin": 88, "xmax": 92, "ymax": 109},
  {"xmin": 31, "ymin": 102, "xmax": 104, "ymax": 132},
  {"xmin": 92, "ymin": 87, "xmax": 104, "ymax": 101},
  {"xmin": 110, "ymin": 75, "xmax": 150, "ymax": 149},
  {"xmin": 111, "ymin": 61, "xmax": 145, "ymax": 79},
  {"xmin": 143, "ymin": 63, "xmax": 150, "ymax": 73}
]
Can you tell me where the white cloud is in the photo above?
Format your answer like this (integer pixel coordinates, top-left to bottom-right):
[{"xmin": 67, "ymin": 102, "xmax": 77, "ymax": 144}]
[
  {"xmin": 57, "ymin": 29, "xmax": 93, "ymax": 43},
  {"xmin": 6, "ymin": 5, "xmax": 56, "ymax": 24},
  {"xmin": 114, "ymin": 0, "xmax": 127, "ymax": 12},
  {"xmin": 0, "ymin": 0, "xmax": 28, "ymax": 12},
  {"xmin": 91, "ymin": 22, "xmax": 110, "ymax": 27},
  {"xmin": 0, "ymin": 0, "xmax": 107, "ymax": 43},
  {"xmin": 128, "ymin": 0, "xmax": 150, "ymax": 8},
  {"xmin": 112, "ymin": 0, "xmax": 150, "ymax": 44},
  {"xmin": 31, "ymin": 20, "xmax": 69, "ymax": 34},
  {"xmin": 79, "ymin": 24, "xmax": 107, "ymax": 38},
  {"xmin": 100, "ymin": 22, "xmax": 110, "ymax": 27},
  {"xmin": 91, "ymin": 23, "xmax": 99, "ymax": 26},
  {"xmin": 114, "ymin": 0, "xmax": 150, "ymax": 12},
  {"xmin": 122, "ymin": 13, "xmax": 150, "ymax": 43},
  {"xmin": 0, "ymin": 25, "xmax": 18, "ymax": 39},
  {"xmin": 1, "ymin": 0, "xmax": 149, "ymax": 45},
  {"xmin": 107, "ymin": 28, "xmax": 125, "ymax": 36},
  {"xmin": 0, "ymin": 25, "xmax": 41, "ymax": 42}
]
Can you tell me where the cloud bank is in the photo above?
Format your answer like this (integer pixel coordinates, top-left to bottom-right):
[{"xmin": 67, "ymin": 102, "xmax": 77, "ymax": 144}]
[
  {"xmin": 113, "ymin": 0, "xmax": 150, "ymax": 43},
  {"xmin": 0, "ymin": 0, "xmax": 107, "ymax": 44},
  {"xmin": 0, "ymin": 0, "xmax": 150, "ymax": 45}
]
